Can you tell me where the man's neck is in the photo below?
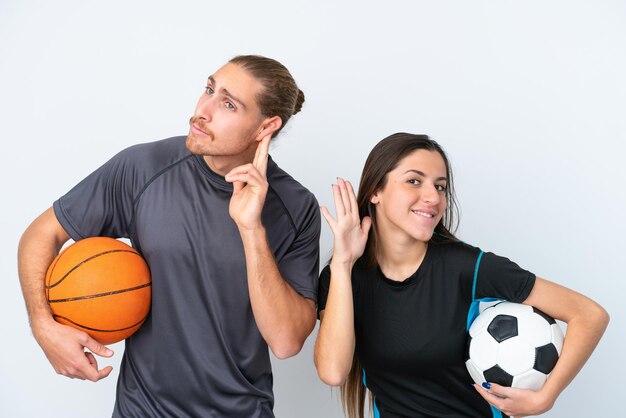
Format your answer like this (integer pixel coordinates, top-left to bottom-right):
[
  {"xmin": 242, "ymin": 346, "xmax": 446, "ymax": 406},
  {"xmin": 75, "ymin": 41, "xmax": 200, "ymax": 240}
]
[{"xmin": 203, "ymin": 154, "xmax": 251, "ymax": 177}]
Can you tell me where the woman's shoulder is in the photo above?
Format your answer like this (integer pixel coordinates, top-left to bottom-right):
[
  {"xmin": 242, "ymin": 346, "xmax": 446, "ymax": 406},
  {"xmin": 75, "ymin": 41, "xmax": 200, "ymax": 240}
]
[
  {"xmin": 318, "ymin": 259, "xmax": 378, "ymax": 296},
  {"xmin": 430, "ymin": 238, "xmax": 483, "ymax": 265}
]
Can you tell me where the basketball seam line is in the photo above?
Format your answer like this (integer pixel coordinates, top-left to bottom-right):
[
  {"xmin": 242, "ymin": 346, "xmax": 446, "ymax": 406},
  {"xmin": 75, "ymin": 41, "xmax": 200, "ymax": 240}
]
[
  {"xmin": 46, "ymin": 250, "xmax": 64, "ymax": 300},
  {"xmin": 52, "ymin": 313, "xmax": 149, "ymax": 333},
  {"xmin": 46, "ymin": 249, "xmax": 143, "ymax": 289},
  {"xmin": 48, "ymin": 282, "xmax": 152, "ymax": 303}
]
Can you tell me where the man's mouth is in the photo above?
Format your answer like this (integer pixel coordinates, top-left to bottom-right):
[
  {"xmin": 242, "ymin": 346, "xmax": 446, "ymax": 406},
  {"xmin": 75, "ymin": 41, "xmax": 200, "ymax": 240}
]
[
  {"xmin": 189, "ymin": 116, "xmax": 211, "ymax": 136},
  {"xmin": 191, "ymin": 124, "xmax": 208, "ymax": 136}
]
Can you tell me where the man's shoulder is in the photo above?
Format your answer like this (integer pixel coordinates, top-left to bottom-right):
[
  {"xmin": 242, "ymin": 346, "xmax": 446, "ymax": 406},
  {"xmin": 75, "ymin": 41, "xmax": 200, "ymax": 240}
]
[
  {"xmin": 119, "ymin": 136, "xmax": 191, "ymax": 164},
  {"xmin": 266, "ymin": 157, "xmax": 319, "ymax": 226},
  {"xmin": 111, "ymin": 136, "xmax": 193, "ymax": 178}
]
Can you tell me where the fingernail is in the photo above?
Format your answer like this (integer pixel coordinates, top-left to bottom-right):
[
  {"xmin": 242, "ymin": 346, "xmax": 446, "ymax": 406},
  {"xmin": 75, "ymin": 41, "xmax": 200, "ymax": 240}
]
[
  {"xmin": 105, "ymin": 348, "xmax": 113, "ymax": 355},
  {"xmin": 482, "ymin": 382, "xmax": 491, "ymax": 389}
]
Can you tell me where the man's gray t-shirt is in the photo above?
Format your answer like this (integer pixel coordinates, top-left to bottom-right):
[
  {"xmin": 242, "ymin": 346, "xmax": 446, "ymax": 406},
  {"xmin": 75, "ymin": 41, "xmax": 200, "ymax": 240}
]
[{"xmin": 53, "ymin": 136, "xmax": 321, "ymax": 417}]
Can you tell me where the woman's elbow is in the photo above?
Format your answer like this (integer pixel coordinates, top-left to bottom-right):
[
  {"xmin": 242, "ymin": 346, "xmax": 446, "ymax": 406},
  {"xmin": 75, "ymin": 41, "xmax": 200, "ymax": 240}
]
[
  {"xmin": 582, "ymin": 299, "xmax": 610, "ymax": 334},
  {"xmin": 314, "ymin": 353, "xmax": 349, "ymax": 386},
  {"xmin": 316, "ymin": 366, "xmax": 348, "ymax": 387},
  {"xmin": 595, "ymin": 303, "xmax": 610, "ymax": 330}
]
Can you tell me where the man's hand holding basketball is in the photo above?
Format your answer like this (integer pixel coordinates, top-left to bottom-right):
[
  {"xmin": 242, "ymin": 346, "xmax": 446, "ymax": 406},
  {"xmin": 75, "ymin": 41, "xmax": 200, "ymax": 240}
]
[
  {"xmin": 19, "ymin": 208, "xmax": 114, "ymax": 382},
  {"xmin": 34, "ymin": 317, "xmax": 114, "ymax": 382},
  {"xmin": 225, "ymin": 135, "xmax": 271, "ymax": 232}
]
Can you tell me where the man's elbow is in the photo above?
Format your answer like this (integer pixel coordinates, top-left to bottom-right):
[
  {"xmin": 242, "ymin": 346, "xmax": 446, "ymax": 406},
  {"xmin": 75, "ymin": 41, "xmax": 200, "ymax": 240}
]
[
  {"xmin": 268, "ymin": 306, "xmax": 316, "ymax": 359},
  {"xmin": 269, "ymin": 339, "xmax": 304, "ymax": 359},
  {"xmin": 270, "ymin": 315, "xmax": 316, "ymax": 359}
]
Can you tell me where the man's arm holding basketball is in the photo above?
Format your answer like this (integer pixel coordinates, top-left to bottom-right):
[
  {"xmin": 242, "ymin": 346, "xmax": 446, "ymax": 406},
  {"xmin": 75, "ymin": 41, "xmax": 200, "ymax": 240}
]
[
  {"xmin": 226, "ymin": 136, "xmax": 317, "ymax": 359},
  {"xmin": 18, "ymin": 207, "xmax": 114, "ymax": 381}
]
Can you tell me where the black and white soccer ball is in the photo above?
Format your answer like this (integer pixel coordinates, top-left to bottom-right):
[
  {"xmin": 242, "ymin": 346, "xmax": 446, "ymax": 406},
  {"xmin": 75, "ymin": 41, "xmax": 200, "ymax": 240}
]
[{"xmin": 465, "ymin": 301, "xmax": 564, "ymax": 390}]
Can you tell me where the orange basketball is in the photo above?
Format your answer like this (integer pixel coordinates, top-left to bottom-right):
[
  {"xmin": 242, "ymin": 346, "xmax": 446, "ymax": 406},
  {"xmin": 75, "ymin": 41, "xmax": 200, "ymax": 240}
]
[{"xmin": 45, "ymin": 237, "xmax": 151, "ymax": 345}]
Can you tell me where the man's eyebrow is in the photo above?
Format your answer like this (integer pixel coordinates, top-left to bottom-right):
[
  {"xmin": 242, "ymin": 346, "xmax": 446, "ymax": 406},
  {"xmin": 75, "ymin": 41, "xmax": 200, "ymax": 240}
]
[
  {"xmin": 403, "ymin": 169, "xmax": 448, "ymax": 182},
  {"xmin": 207, "ymin": 76, "xmax": 247, "ymax": 110}
]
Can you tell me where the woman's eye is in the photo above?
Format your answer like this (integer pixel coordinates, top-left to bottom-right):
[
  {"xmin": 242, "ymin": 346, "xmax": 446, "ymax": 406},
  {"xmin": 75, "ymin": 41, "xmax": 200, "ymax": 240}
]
[
  {"xmin": 225, "ymin": 102, "xmax": 235, "ymax": 111},
  {"xmin": 435, "ymin": 184, "xmax": 447, "ymax": 192},
  {"xmin": 205, "ymin": 86, "xmax": 214, "ymax": 95},
  {"xmin": 408, "ymin": 179, "xmax": 421, "ymax": 185}
]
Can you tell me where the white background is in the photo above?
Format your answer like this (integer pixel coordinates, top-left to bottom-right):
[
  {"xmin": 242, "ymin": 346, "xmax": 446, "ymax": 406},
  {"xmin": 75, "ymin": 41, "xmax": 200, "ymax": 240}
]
[{"xmin": 1, "ymin": 1, "xmax": 624, "ymax": 417}]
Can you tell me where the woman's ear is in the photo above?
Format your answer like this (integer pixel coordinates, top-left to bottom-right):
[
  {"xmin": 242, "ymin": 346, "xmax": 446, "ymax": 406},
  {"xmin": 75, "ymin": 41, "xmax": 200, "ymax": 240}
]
[
  {"xmin": 370, "ymin": 192, "xmax": 380, "ymax": 204},
  {"xmin": 256, "ymin": 116, "xmax": 282, "ymax": 140}
]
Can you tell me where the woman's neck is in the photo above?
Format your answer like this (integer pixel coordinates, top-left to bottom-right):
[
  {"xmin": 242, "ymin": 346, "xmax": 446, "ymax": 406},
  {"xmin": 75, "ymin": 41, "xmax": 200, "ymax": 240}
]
[{"xmin": 376, "ymin": 232, "xmax": 428, "ymax": 282}]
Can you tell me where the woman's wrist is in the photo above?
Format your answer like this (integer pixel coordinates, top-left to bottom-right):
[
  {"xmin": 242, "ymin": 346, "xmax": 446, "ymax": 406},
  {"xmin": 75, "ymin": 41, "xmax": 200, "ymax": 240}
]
[
  {"xmin": 330, "ymin": 258, "xmax": 355, "ymax": 275},
  {"xmin": 534, "ymin": 385, "xmax": 557, "ymax": 414}
]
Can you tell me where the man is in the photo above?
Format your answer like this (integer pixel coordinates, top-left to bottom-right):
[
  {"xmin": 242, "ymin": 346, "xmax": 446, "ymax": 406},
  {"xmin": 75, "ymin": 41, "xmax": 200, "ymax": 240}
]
[{"xmin": 18, "ymin": 55, "xmax": 320, "ymax": 417}]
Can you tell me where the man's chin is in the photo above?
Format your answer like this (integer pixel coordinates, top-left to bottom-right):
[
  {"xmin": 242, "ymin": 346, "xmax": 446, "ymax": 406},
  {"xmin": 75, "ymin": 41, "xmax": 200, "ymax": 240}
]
[{"xmin": 186, "ymin": 134, "xmax": 209, "ymax": 156}]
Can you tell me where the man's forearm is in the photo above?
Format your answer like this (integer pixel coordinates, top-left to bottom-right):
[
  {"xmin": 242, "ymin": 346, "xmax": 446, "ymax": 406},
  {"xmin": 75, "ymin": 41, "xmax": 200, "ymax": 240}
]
[
  {"xmin": 18, "ymin": 208, "xmax": 68, "ymax": 333},
  {"xmin": 238, "ymin": 226, "xmax": 316, "ymax": 359}
]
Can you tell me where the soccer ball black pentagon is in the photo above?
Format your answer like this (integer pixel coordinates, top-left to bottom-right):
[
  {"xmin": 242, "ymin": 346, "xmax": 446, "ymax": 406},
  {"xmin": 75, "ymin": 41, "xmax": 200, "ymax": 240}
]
[{"xmin": 465, "ymin": 301, "xmax": 564, "ymax": 390}]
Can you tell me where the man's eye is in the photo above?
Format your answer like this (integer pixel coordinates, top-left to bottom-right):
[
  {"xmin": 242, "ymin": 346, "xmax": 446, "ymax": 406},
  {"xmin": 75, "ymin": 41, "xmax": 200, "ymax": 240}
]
[
  {"xmin": 225, "ymin": 102, "xmax": 235, "ymax": 111},
  {"xmin": 205, "ymin": 86, "xmax": 214, "ymax": 95}
]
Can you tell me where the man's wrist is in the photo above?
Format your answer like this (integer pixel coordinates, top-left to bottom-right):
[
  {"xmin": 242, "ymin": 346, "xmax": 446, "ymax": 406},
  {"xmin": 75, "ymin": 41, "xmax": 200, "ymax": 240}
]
[{"xmin": 30, "ymin": 314, "xmax": 56, "ymax": 340}]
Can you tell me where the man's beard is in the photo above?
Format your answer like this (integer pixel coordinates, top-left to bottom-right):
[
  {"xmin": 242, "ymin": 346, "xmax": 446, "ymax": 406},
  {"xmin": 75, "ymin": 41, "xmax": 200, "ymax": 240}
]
[
  {"xmin": 185, "ymin": 116, "xmax": 258, "ymax": 157},
  {"xmin": 186, "ymin": 116, "xmax": 214, "ymax": 156},
  {"xmin": 186, "ymin": 133, "xmax": 210, "ymax": 155}
]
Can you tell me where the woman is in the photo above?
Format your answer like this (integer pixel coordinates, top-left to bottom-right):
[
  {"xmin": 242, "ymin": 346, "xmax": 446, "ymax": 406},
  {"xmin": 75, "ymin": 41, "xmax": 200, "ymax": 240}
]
[{"xmin": 314, "ymin": 133, "xmax": 609, "ymax": 418}]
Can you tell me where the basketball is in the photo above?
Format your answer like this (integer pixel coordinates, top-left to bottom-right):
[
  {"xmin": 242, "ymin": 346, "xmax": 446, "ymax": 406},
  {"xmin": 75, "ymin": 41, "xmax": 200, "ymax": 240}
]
[{"xmin": 45, "ymin": 237, "xmax": 151, "ymax": 345}]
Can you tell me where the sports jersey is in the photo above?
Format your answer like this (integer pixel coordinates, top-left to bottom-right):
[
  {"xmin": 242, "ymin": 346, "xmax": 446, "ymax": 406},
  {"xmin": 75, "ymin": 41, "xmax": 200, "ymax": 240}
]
[
  {"xmin": 53, "ymin": 136, "xmax": 320, "ymax": 418},
  {"xmin": 317, "ymin": 240, "xmax": 535, "ymax": 418}
]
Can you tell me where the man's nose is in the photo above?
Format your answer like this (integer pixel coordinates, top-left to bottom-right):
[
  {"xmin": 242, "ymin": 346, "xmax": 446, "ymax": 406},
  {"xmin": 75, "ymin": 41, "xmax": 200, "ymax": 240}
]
[{"xmin": 195, "ymin": 95, "xmax": 215, "ymax": 121}]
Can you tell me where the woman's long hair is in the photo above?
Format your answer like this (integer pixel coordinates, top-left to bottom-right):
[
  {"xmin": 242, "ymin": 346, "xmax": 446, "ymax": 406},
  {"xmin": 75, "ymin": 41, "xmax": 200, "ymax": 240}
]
[{"xmin": 341, "ymin": 133, "xmax": 460, "ymax": 418}]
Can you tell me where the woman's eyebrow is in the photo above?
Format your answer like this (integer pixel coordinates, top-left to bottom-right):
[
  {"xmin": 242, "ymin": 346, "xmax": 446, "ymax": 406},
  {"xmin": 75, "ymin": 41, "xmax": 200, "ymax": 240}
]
[{"xmin": 403, "ymin": 169, "xmax": 447, "ymax": 182}]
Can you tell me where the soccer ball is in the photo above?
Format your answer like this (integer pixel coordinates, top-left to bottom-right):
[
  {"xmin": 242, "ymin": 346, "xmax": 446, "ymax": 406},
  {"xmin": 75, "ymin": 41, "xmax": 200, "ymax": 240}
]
[{"xmin": 465, "ymin": 301, "xmax": 564, "ymax": 390}]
